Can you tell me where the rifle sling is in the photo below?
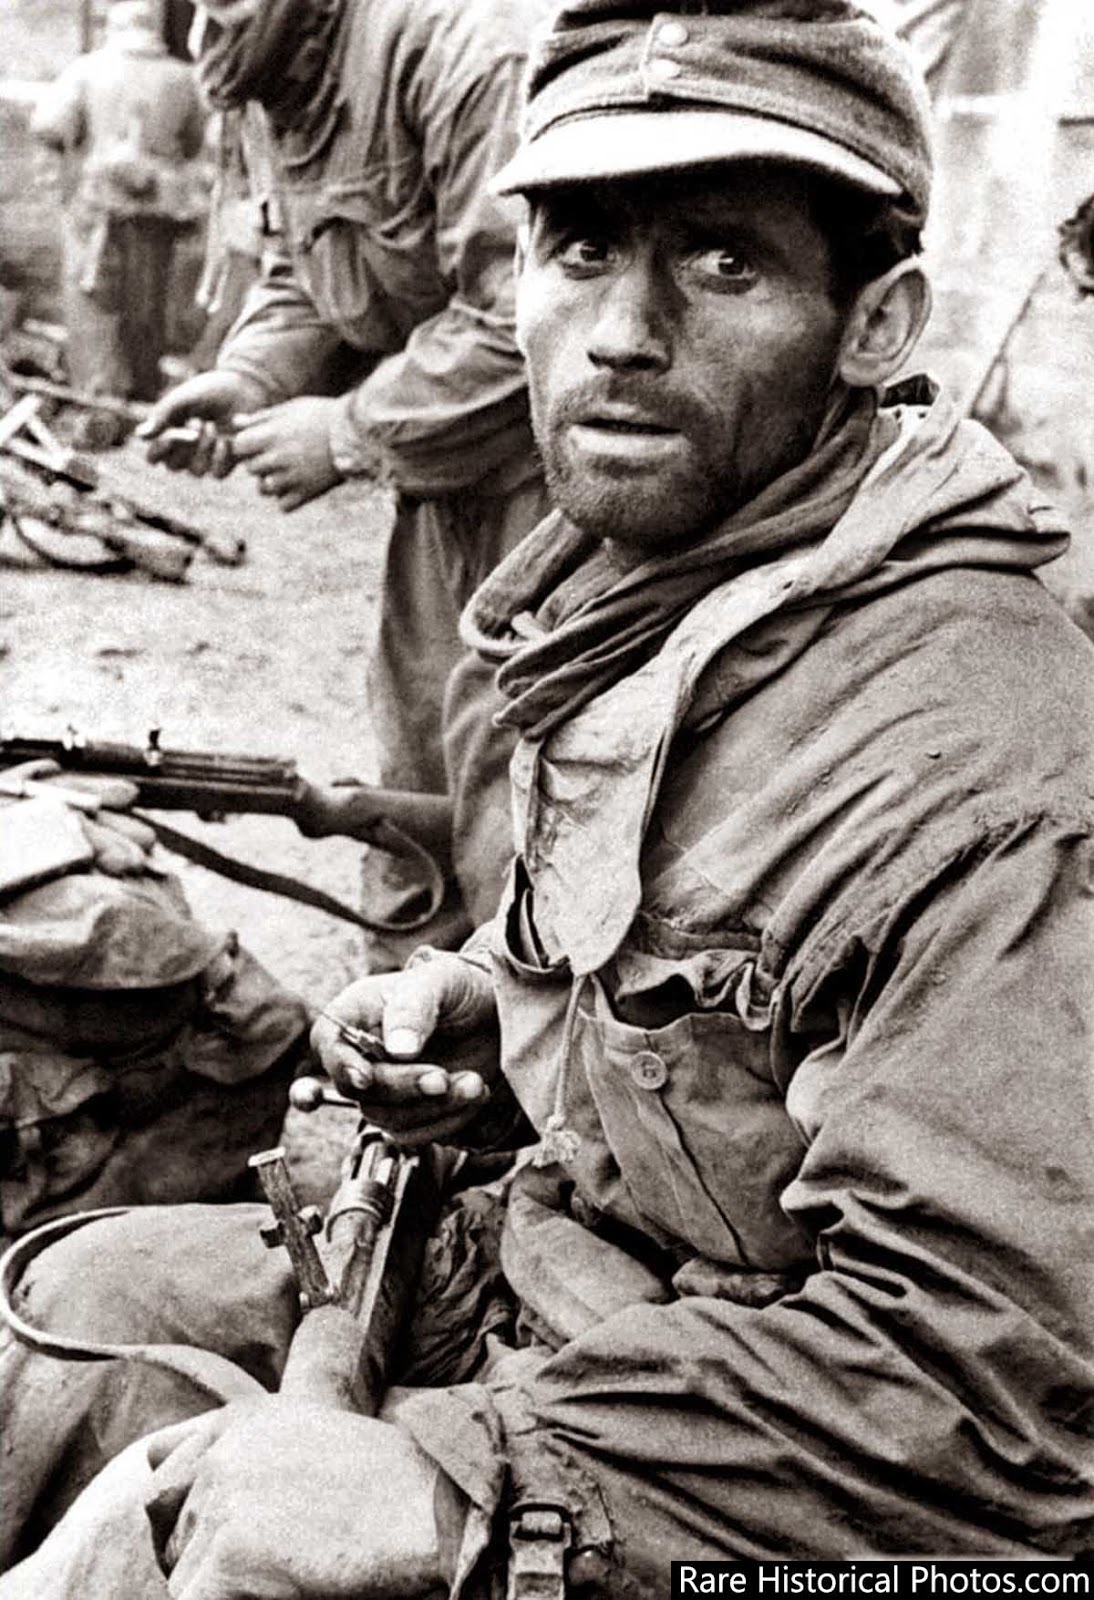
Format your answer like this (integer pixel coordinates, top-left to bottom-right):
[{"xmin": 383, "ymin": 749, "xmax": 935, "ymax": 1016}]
[{"xmin": 137, "ymin": 814, "xmax": 444, "ymax": 935}]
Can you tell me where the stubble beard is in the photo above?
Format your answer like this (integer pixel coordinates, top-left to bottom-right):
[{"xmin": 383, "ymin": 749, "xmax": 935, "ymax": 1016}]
[{"xmin": 537, "ymin": 422, "xmax": 740, "ymax": 553}]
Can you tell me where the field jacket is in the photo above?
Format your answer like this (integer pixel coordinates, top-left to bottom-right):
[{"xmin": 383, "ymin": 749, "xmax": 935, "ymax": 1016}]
[
  {"xmin": 216, "ymin": 0, "xmax": 548, "ymax": 498},
  {"xmin": 31, "ymin": 37, "xmax": 206, "ymax": 225},
  {"xmin": 397, "ymin": 393, "xmax": 1094, "ymax": 1584}
]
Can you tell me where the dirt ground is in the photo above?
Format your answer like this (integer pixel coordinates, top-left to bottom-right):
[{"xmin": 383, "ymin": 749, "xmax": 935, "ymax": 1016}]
[
  {"xmin": 0, "ymin": 0, "xmax": 399, "ymax": 1204},
  {"xmin": 2, "ymin": 448, "xmax": 396, "ymax": 1196}
]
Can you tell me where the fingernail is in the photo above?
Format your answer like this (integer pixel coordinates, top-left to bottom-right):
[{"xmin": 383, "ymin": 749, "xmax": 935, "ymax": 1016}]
[
  {"xmin": 416, "ymin": 1068, "xmax": 448, "ymax": 1097},
  {"xmin": 386, "ymin": 1028, "xmax": 421, "ymax": 1057},
  {"xmin": 452, "ymin": 1074, "xmax": 485, "ymax": 1101},
  {"xmin": 346, "ymin": 1063, "xmax": 372, "ymax": 1093}
]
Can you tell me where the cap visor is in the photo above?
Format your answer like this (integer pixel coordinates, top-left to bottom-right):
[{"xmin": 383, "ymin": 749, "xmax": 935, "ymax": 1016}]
[{"xmin": 494, "ymin": 108, "xmax": 901, "ymax": 197}]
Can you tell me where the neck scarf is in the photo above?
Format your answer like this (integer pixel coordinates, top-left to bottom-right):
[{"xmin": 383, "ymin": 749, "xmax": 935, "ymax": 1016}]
[{"xmin": 461, "ymin": 388, "xmax": 886, "ymax": 744}]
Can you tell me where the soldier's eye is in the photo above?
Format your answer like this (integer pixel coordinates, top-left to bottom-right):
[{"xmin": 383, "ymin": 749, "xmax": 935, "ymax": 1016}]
[
  {"xmin": 690, "ymin": 248, "xmax": 758, "ymax": 289},
  {"xmin": 556, "ymin": 235, "xmax": 614, "ymax": 272}
]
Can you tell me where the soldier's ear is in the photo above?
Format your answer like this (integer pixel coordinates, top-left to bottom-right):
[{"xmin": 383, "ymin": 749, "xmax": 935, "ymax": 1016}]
[
  {"xmin": 837, "ymin": 259, "xmax": 932, "ymax": 388},
  {"xmin": 514, "ymin": 219, "xmax": 531, "ymax": 355}
]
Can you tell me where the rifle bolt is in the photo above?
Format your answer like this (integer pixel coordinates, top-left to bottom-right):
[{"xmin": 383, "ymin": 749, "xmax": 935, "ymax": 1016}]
[
  {"xmin": 258, "ymin": 1218, "xmax": 284, "ymax": 1249},
  {"xmin": 289, "ymin": 1076, "xmax": 357, "ymax": 1113},
  {"xmin": 300, "ymin": 1205, "xmax": 323, "ymax": 1237}
]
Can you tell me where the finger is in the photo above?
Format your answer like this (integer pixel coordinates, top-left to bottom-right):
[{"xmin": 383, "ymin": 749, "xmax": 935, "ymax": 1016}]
[
  {"xmin": 145, "ymin": 432, "xmax": 193, "ymax": 469},
  {"xmin": 146, "ymin": 1410, "xmax": 225, "ymax": 1473},
  {"xmin": 367, "ymin": 1059, "xmax": 451, "ymax": 1099},
  {"xmin": 449, "ymin": 1070, "xmax": 488, "ymax": 1103},
  {"xmin": 210, "ymin": 437, "xmax": 236, "ymax": 478},
  {"xmin": 64, "ymin": 774, "xmax": 139, "ymax": 808},
  {"xmin": 137, "ymin": 397, "xmax": 180, "ymax": 439},
  {"xmin": 230, "ymin": 408, "xmax": 273, "ymax": 428},
  {"xmin": 2, "ymin": 758, "xmax": 61, "ymax": 781},
  {"xmin": 230, "ymin": 425, "xmax": 271, "ymax": 461},
  {"xmin": 187, "ymin": 422, "xmax": 218, "ymax": 478},
  {"xmin": 323, "ymin": 1040, "xmax": 376, "ymax": 1098},
  {"xmin": 145, "ymin": 1414, "xmax": 226, "ymax": 1575},
  {"xmin": 278, "ymin": 486, "xmax": 311, "ymax": 512}
]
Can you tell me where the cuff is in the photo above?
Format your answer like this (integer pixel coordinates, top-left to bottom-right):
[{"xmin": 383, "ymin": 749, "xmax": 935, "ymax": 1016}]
[
  {"xmin": 328, "ymin": 389, "xmax": 389, "ymax": 481},
  {"xmin": 213, "ymin": 357, "xmax": 284, "ymax": 408}
]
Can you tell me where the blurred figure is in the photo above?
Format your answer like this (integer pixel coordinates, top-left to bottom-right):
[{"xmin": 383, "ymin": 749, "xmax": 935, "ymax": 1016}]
[
  {"xmin": 188, "ymin": 106, "xmax": 265, "ymax": 368},
  {"xmin": 142, "ymin": 0, "xmax": 552, "ymax": 965},
  {"xmin": 897, "ymin": 0, "xmax": 1094, "ymax": 636},
  {"xmin": 30, "ymin": 0, "xmax": 207, "ymax": 442}
]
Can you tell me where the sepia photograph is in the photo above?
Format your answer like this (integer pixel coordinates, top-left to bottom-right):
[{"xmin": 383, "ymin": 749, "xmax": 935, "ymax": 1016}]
[{"xmin": 0, "ymin": 1, "xmax": 1091, "ymax": 1594}]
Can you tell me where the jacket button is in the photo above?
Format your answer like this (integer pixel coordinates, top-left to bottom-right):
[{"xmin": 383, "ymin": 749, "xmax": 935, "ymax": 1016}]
[
  {"xmin": 656, "ymin": 20, "xmax": 688, "ymax": 46},
  {"xmin": 630, "ymin": 1050, "xmax": 668, "ymax": 1091},
  {"xmin": 648, "ymin": 55, "xmax": 683, "ymax": 81}
]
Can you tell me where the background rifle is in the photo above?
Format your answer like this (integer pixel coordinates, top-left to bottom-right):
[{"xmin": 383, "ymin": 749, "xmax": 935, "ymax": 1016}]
[
  {"xmin": 0, "ymin": 452, "xmax": 193, "ymax": 581},
  {"xmin": 0, "ymin": 375, "xmax": 245, "ymax": 568},
  {"xmin": 1, "ymin": 729, "xmax": 454, "ymax": 933}
]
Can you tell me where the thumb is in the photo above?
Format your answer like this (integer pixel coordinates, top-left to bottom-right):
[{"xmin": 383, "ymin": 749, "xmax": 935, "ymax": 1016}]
[
  {"xmin": 381, "ymin": 965, "xmax": 448, "ymax": 1059},
  {"xmin": 138, "ymin": 389, "xmax": 195, "ymax": 438}
]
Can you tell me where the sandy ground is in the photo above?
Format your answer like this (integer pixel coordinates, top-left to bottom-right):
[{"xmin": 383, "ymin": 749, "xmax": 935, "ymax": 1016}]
[{"xmin": 2, "ymin": 448, "xmax": 396, "ymax": 1195}]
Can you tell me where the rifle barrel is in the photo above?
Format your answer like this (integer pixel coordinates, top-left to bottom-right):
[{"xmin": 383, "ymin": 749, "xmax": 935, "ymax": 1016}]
[{"xmin": 0, "ymin": 736, "xmax": 453, "ymax": 851}]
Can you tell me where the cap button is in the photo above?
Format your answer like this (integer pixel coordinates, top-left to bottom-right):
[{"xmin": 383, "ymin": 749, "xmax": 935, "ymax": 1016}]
[
  {"xmin": 656, "ymin": 20, "xmax": 689, "ymax": 47},
  {"xmin": 630, "ymin": 1050, "xmax": 669, "ymax": 1091},
  {"xmin": 648, "ymin": 55, "xmax": 683, "ymax": 82}
]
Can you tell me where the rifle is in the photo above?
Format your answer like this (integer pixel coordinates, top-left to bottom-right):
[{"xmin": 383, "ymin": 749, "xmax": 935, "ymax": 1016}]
[
  {"xmin": 257, "ymin": 1060, "xmax": 572, "ymax": 1600},
  {"xmin": 1, "ymin": 729, "xmax": 454, "ymax": 933},
  {"xmin": 0, "ymin": 376, "xmax": 245, "ymax": 569},
  {"xmin": 250, "ymin": 1067, "xmax": 451, "ymax": 1413}
]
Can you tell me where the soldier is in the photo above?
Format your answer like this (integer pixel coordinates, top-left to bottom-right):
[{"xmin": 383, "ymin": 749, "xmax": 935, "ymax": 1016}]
[
  {"xmin": 30, "ymin": 0, "xmax": 207, "ymax": 442},
  {"xmin": 3, "ymin": 2, "xmax": 1093, "ymax": 1593},
  {"xmin": 139, "ymin": 0, "xmax": 553, "ymax": 964}
]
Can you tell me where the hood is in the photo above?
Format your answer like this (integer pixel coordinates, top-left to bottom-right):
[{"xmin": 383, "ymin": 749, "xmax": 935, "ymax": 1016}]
[
  {"xmin": 474, "ymin": 384, "xmax": 1070, "ymax": 974},
  {"xmin": 462, "ymin": 383, "xmax": 1068, "ymax": 746}
]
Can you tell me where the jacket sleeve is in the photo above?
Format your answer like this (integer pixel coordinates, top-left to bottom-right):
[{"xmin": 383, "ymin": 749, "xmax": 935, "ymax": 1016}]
[
  {"xmin": 325, "ymin": 59, "xmax": 532, "ymax": 496},
  {"xmin": 397, "ymin": 816, "xmax": 1094, "ymax": 1583},
  {"xmin": 215, "ymin": 245, "xmax": 357, "ymax": 409}
]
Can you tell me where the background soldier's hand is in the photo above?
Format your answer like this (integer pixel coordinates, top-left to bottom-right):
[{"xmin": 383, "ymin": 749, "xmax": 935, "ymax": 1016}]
[
  {"xmin": 231, "ymin": 397, "xmax": 346, "ymax": 512},
  {"xmin": 311, "ymin": 954, "xmax": 500, "ymax": 1145},
  {"xmin": 139, "ymin": 371, "xmax": 266, "ymax": 477},
  {"xmin": 146, "ymin": 1401, "xmax": 461, "ymax": 1600}
]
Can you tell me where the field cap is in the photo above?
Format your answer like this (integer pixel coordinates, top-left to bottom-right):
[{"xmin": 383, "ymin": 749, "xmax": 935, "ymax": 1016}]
[{"xmin": 494, "ymin": 0, "xmax": 932, "ymax": 222}]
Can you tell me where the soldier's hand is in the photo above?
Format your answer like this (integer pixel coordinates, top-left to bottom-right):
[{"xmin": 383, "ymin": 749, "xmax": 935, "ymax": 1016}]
[
  {"xmin": 231, "ymin": 396, "xmax": 345, "ymax": 512},
  {"xmin": 311, "ymin": 954, "xmax": 500, "ymax": 1145},
  {"xmin": 139, "ymin": 372, "xmax": 265, "ymax": 476},
  {"xmin": 146, "ymin": 1401, "xmax": 462, "ymax": 1600}
]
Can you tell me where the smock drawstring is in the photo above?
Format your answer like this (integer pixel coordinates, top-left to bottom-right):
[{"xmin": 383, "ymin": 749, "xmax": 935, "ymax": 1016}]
[{"xmin": 533, "ymin": 972, "xmax": 588, "ymax": 1168}]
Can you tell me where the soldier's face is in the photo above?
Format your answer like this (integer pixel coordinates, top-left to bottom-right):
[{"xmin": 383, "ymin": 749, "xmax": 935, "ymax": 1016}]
[{"xmin": 518, "ymin": 166, "xmax": 849, "ymax": 553}]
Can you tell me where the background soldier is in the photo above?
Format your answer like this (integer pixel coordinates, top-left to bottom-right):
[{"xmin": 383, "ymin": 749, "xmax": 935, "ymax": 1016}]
[{"xmin": 30, "ymin": 0, "xmax": 207, "ymax": 444}]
